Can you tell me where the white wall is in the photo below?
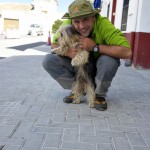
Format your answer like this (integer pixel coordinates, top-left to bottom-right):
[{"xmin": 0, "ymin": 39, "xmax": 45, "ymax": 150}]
[
  {"xmin": 136, "ymin": 0, "xmax": 150, "ymax": 32},
  {"xmin": 101, "ymin": 0, "xmax": 113, "ymax": 21},
  {"xmin": 0, "ymin": 0, "xmax": 58, "ymax": 36},
  {"xmin": 1, "ymin": 10, "xmax": 21, "ymax": 34},
  {"xmin": 0, "ymin": 17, "xmax": 3, "ymax": 34},
  {"xmin": 114, "ymin": 0, "xmax": 124, "ymax": 30},
  {"xmin": 100, "ymin": 0, "xmax": 150, "ymax": 33},
  {"xmin": 31, "ymin": 0, "xmax": 58, "ymax": 33},
  {"xmin": 127, "ymin": 0, "xmax": 140, "ymax": 32},
  {"xmin": 126, "ymin": 0, "xmax": 150, "ymax": 33}
]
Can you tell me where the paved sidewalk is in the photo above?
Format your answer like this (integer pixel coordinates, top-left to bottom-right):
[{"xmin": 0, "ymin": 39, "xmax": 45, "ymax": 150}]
[{"xmin": 0, "ymin": 45, "xmax": 150, "ymax": 150}]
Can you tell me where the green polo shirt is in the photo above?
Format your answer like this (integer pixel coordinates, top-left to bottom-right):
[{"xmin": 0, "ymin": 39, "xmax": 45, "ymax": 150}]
[{"xmin": 52, "ymin": 14, "xmax": 130, "ymax": 59}]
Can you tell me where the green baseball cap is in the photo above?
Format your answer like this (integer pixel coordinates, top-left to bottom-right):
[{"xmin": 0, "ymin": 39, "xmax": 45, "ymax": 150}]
[{"xmin": 62, "ymin": 0, "xmax": 101, "ymax": 19}]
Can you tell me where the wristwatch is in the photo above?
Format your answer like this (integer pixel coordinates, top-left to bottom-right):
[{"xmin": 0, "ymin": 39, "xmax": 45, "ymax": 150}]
[{"xmin": 93, "ymin": 44, "xmax": 99, "ymax": 52}]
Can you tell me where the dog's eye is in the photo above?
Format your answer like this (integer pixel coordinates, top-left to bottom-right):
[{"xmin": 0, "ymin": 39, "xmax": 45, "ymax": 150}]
[
  {"xmin": 66, "ymin": 27, "xmax": 73, "ymax": 37},
  {"xmin": 60, "ymin": 33, "xmax": 63, "ymax": 37}
]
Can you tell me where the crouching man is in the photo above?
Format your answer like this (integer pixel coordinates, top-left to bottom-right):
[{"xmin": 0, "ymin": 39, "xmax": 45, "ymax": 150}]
[{"xmin": 42, "ymin": 0, "xmax": 132, "ymax": 111}]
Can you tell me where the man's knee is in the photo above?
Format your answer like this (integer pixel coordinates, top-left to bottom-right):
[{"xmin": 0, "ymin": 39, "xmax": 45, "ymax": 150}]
[
  {"xmin": 97, "ymin": 55, "xmax": 119, "ymax": 71},
  {"xmin": 96, "ymin": 55, "xmax": 120, "ymax": 80},
  {"xmin": 42, "ymin": 54, "xmax": 56, "ymax": 70}
]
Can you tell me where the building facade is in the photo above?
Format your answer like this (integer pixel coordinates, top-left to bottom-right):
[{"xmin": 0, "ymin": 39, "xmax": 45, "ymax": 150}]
[
  {"xmin": 101, "ymin": 0, "xmax": 150, "ymax": 69},
  {"xmin": 0, "ymin": 0, "xmax": 58, "ymax": 36}
]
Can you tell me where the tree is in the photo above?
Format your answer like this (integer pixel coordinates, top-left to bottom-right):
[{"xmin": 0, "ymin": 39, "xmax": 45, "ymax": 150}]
[{"xmin": 52, "ymin": 19, "xmax": 63, "ymax": 34}]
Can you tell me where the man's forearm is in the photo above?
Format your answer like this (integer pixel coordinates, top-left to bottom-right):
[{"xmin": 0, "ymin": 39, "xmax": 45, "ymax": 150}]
[
  {"xmin": 99, "ymin": 45, "xmax": 132, "ymax": 59},
  {"xmin": 78, "ymin": 37, "xmax": 132, "ymax": 59}
]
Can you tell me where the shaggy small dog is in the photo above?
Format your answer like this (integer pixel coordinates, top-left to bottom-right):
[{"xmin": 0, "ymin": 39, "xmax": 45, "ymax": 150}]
[{"xmin": 51, "ymin": 25, "xmax": 95, "ymax": 107}]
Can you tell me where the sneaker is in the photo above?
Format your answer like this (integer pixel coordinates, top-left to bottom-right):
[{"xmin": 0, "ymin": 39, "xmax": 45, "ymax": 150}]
[
  {"xmin": 94, "ymin": 97, "xmax": 107, "ymax": 111},
  {"xmin": 63, "ymin": 93, "xmax": 75, "ymax": 103}
]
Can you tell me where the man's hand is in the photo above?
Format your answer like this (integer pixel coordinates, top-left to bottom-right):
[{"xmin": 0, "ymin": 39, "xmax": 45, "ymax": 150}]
[
  {"xmin": 78, "ymin": 36, "xmax": 96, "ymax": 51},
  {"xmin": 65, "ymin": 48, "xmax": 78, "ymax": 59}
]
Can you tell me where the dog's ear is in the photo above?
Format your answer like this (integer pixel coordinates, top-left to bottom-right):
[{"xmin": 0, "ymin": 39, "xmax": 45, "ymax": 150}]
[{"xmin": 66, "ymin": 25, "xmax": 78, "ymax": 37}]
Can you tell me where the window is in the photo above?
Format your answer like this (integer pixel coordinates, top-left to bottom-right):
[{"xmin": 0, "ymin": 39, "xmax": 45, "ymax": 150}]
[
  {"xmin": 121, "ymin": 0, "xmax": 129, "ymax": 31},
  {"xmin": 107, "ymin": 3, "xmax": 110, "ymax": 18}
]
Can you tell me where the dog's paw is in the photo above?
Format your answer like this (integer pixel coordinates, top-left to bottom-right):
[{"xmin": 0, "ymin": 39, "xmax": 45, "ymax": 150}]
[
  {"xmin": 89, "ymin": 103, "xmax": 94, "ymax": 108},
  {"xmin": 51, "ymin": 47, "xmax": 67, "ymax": 56},
  {"xmin": 72, "ymin": 100, "xmax": 80, "ymax": 104},
  {"xmin": 88, "ymin": 100, "xmax": 94, "ymax": 108}
]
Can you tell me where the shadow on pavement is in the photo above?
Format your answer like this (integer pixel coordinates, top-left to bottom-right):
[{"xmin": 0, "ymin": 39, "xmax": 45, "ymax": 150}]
[
  {"xmin": 7, "ymin": 42, "xmax": 46, "ymax": 51},
  {"xmin": 0, "ymin": 57, "xmax": 6, "ymax": 60}
]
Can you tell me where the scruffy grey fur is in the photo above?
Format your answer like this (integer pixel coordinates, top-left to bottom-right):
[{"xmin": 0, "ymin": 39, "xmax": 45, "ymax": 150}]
[{"xmin": 51, "ymin": 25, "xmax": 95, "ymax": 107}]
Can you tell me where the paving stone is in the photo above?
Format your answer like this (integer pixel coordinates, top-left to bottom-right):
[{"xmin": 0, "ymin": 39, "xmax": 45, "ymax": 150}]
[
  {"xmin": 79, "ymin": 113, "xmax": 97, "ymax": 120},
  {"xmin": 2, "ymin": 145, "xmax": 22, "ymax": 150},
  {"xmin": 0, "ymin": 125, "xmax": 18, "ymax": 137},
  {"xmin": 94, "ymin": 118, "xmax": 110, "ymax": 131},
  {"xmin": 26, "ymin": 105, "xmax": 44, "ymax": 116},
  {"xmin": 16, "ymin": 121, "xmax": 35, "ymax": 132},
  {"xmin": 146, "ymin": 139, "xmax": 150, "ymax": 146},
  {"xmin": 33, "ymin": 126, "xmax": 63, "ymax": 134},
  {"xmin": 13, "ymin": 106, "xmax": 30, "ymax": 117},
  {"xmin": 133, "ymin": 146, "xmax": 150, "ymax": 150},
  {"xmin": 61, "ymin": 141, "xmax": 96, "ymax": 150},
  {"xmin": 63, "ymin": 133, "xmax": 79, "ymax": 142},
  {"xmin": 127, "ymin": 132, "xmax": 147, "ymax": 146},
  {"xmin": 23, "ymin": 139, "xmax": 43, "ymax": 150},
  {"xmin": 92, "ymin": 111, "xmax": 117, "ymax": 118},
  {"xmin": 12, "ymin": 131, "xmax": 45, "ymax": 140},
  {"xmin": 42, "ymin": 102, "xmax": 58, "ymax": 112},
  {"xmin": 66, "ymin": 112, "xmax": 79, "ymax": 119},
  {"xmin": 52, "ymin": 113, "xmax": 66, "ymax": 123},
  {"xmin": 80, "ymin": 135, "xmax": 112, "ymax": 144},
  {"xmin": 79, "ymin": 124, "xmax": 95, "ymax": 135},
  {"xmin": 36, "ymin": 116, "xmax": 52, "ymax": 126},
  {"xmin": 0, "ymin": 102, "xmax": 21, "ymax": 127},
  {"xmin": 0, "ymin": 45, "xmax": 150, "ymax": 149},
  {"xmin": 97, "ymin": 143, "xmax": 114, "ymax": 150},
  {"xmin": 96, "ymin": 131, "xmax": 126, "ymax": 138},
  {"xmin": 50, "ymin": 122, "xmax": 78, "ymax": 128},
  {"xmin": 128, "ymin": 111, "xmax": 143, "ymax": 119},
  {"xmin": 109, "ymin": 125, "xmax": 139, "ymax": 132},
  {"xmin": 42, "ymin": 148, "xmax": 59, "ymax": 150},
  {"xmin": 122, "ymin": 122, "xmax": 150, "ymax": 128},
  {"xmin": 117, "ymin": 113, "xmax": 134, "ymax": 123},
  {"xmin": 64, "ymin": 128, "xmax": 79, "ymax": 135},
  {"xmin": 139, "ymin": 128, "xmax": 150, "ymax": 140},
  {"xmin": 113, "ymin": 137, "xmax": 132, "ymax": 150},
  {"xmin": 107, "ymin": 117, "xmax": 122, "ymax": 127},
  {"xmin": 66, "ymin": 118, "xmax": 93, "ymax": 124},
  {"xmin": 79, "ymin": 108, "xmax": 93, "ymax": 115},
  {"xmin": 44, "ymin": 133, "xmax": 61, "ymax": 147},
  {"xmin": 0, "ymin": 137, "xmax": 25, "ymax": 146}
]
